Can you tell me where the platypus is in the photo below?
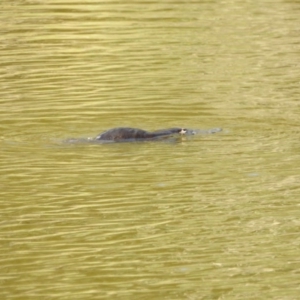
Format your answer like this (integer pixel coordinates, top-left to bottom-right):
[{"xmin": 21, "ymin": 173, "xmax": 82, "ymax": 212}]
[{"xmin": 96, "ymin": 127, "xmax": 187, "ymax": 141}]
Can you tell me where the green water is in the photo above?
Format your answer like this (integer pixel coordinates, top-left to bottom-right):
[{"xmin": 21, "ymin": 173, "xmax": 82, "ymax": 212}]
[{"xmin": 1, "ymin": 0, "xmax": 300, "ymax": 299}]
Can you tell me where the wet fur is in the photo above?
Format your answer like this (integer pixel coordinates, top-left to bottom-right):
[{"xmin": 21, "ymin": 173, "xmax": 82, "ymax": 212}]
[{"xmin": 96, "ymin": 127, "xmax": 185, "ymax": 141}]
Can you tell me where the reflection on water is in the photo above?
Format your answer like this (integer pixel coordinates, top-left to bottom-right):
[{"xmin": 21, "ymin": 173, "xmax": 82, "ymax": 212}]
[{"xmin": 1, "ymin": 0, "xmax": 300, "ymax": 299}]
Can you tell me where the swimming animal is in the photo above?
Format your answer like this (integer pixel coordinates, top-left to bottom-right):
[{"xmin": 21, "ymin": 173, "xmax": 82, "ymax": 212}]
[{"xmin": 96, "ymin": 127, "xmax": 187, "ymax": 141}]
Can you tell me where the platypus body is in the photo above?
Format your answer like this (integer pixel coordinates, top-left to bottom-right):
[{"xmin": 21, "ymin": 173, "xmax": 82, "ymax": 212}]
[{"xmin": 96, "ymin": 127, "xmax": 187, "ymax": 142}]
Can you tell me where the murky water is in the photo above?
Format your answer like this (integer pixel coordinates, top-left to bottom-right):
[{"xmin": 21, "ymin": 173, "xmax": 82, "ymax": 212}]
[{"xmin": 1, "ymin": 0, "xmax": 300, "ymax": 299}]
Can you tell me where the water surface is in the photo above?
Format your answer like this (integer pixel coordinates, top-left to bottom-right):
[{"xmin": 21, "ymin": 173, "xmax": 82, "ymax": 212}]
[{"xmin": 1, "ymin": 0, "xmax": 300, "ymax": 299}]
